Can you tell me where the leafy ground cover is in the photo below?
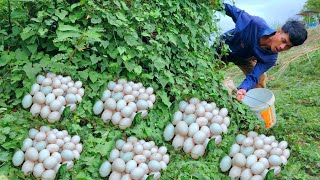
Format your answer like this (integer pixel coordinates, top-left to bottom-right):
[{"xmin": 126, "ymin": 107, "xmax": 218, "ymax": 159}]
[{"xmin": 0, "ymin": 0, "xmax": 319, "ymax": 179}]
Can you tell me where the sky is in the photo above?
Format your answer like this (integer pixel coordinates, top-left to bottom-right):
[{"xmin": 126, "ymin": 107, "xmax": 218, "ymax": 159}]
[{"xmin": 217, "ymin": 0, "xmax": 307, "ymax": 33}]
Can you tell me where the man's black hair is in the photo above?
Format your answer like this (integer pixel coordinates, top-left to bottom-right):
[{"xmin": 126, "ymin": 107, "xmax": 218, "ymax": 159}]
[{"xmin": 281, "ymin": 20, "xmax": 308, "ymax": 46}]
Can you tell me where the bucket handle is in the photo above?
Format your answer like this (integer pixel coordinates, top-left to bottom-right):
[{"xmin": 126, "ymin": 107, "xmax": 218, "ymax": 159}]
[{"xmin": 233, "ymin": 91, "xmax": 271, "ymax": 107}]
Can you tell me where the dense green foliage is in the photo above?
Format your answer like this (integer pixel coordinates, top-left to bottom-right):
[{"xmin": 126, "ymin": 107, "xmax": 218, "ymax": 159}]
[
  {"xmin": 303, "ymin": 0, "xmax": 320, "ymax": 21},
  {"xmin": 0, "ymin": 0, "xmax": 260, "ymax": 179}
]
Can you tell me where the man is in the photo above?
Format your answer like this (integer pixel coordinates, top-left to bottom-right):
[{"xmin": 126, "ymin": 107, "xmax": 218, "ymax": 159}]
[{"xmin": 220, "ymin": 3, "xmax": 308, "ymax": 101}]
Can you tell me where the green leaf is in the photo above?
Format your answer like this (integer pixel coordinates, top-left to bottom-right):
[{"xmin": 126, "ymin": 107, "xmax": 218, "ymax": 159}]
[
  {"xmin": 134, "ymin": 65, "xmax": 142, "ymax": 74},
  {"xmin": 0, "ymin": 151, "xmax": 10, "ymax": 161},
  {"xmin": 158, "ymin": 91, "xmax": 171, "ymax": 107},
  {"xmin": 56, "ymin": 164, "xmax": 68, "ymax": 179},
  {"xmin": 265, "ymin": 169, "xmax": 275, "ymax": 180},
  {"xmin": 0, "ymin": 53, "xmax": 11, "ymax": 67},
  {"xmin": 117, "ymin": 46, "xmax": 126, "ymax": 55},
  {"xmin": 55, "ymin": 9, "xmax": 68, "ymax": 20},
  {"xmin": 90, "ymin": 54, "xmax": 102, "ymax": 65},
  {"xmin": 23, "ymin": 63, "xmax": 42, "ymax": 79},
  {"xmin": 101, "ymin": 41, "xmax": 109, "ymax": 48},
  {"xmin": 153, "ymin": 57, "xmax": 166, "ymax": 71},
  {"xmin": 89, "ymin": 71, "xmax": 99, "ymax": 83},
  {"xmin": 58, "ymin": 24, "xmax": 81, "ymax": 32},
  {"xmin": 78, "ymin": 70, "xmax": 89, "ymax": 80},
  {"xmin": 27, "ymin": 44, "xmax": 38, "ymax": 54},
  {"xmin": 167, "ymin": 33, "xmax": 177, "ymax": 45},
  {"xmin": 20, "ymin": 27, "xmax": 36, "ymax": 40},
  {"xmin": 91, "ymin": 17, "xmax": 102, "ymax": 24},
  {"xmin": 180, "ymin": 34, "xmax": 189, "ymax": 47},
  {"xmin": 124, "ymin": 35, "xmax": 139, "ymax": 46}
]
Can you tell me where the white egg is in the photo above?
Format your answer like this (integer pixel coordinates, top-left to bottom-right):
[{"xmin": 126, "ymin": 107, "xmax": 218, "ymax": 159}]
[
  {"xmin": 28, "ymin": 129, "xmax": 39, "ymax": 139},
  {"xmin": 196, "ymin": 117, "xmax": 208, "ymax": 127},
  {"xmin": 130, "ymin": 167, "xmax": 145, "ymax": 180},
  {"xmin": 34, "ymin": 141, "xmax": 47, "ymax": 151},
  {"xmin": 232, "ymin": 153, "xmax": 246, "ymax": 167},
  {"xmin": 269, "ymin": 155, "xmax": 282, "ymax": 166},
  {"xmin": 123, "ymin": 95, "xmax": 135, "ymax": 103},
  {"xmin": 67, "ymin": 87, "xmax": 78, "ymax": 94},
  {"xmin": 52, "ymin": 152, "xmax": 62, "ymax": 163},
  {"xmin": 61, "ymin": 149, "xmax": 74, "ymax": 161},
  {"xmin": 282, "ymin": 149, "xmax": 290, "ymax": 159},
  {"xmin": 251, "ymin": 162, "xmax": 265, "ymax": 175},
  {"xmin": 99, "ymin": 161, "xmax": 112, "ymax": 177},
  {"xmin": 48, "ymin": 111, "xmax": 61, "ymax": 123},
  {"xmin": 119, "ymin": 118, "xmax": 132, "ymax": 129},
  {"xmin": 35, "ymin": 132, "xmax": 46, "ymax": 141},
  {"xmin": 242, "ymin": 137, "xmax": 254, "ymax": 147},
  {"xmin": 112, "ymin": 158, "xmax": 126, "ymax": 172},
  {"xmin": 65, "ymin": 93, "xmax": 77, "ymax": 104},
  {"xmin": 33, "ymin": 163, "xmax": 45, "ymax": 178},
  {"xmin": 63, "ymin": 142, "xmax": 75, "ymax": 150},
  {"xmin": 101, "ymin": 109, "xmax": 113, "ymax": 122},
  {"xmin": 246, "ymin": 154, "xmax": 258, "ymax": 168},
  {"xmin": 259, "ymin": 157, "xmax": 270, "ymax": 169},
  {"xmin": 183, "ymin": 137, "xmax": 195, "ymax": 154},
  {"xmin": 229, "ymin": 166, "xmax": 242, "ymax": 180},
  {"xmin": 30, "ymin": 83, "xmax": 41, "ymax": 95},
  {"xmin": 188, "ymin": 123, "xmax": 200, "ymax": 137},
  {"xmin": 223, "ymin": 117, "xmax": 231, "ymax": 127},
  {"xmin": 219, "ymin": 108, "xmax": 228, "ymax": 117},
  {"xmin": 278, "ymin": 141, "xmax": 288, "ymax": 150},
  {"xmin": 148, "ymin": 160, "xmax": 161, "ymax": 172},
  {"xmin": 52, "ymin": 88, "xmax": 64, "ymax": 96},
  {"xmin": 46, "ymin": 144, "xmax": 59, "ymax": 153},
  {"xmin": 12, "ymin": 150, "xmax": 24, "ymax": 166},
  {"xmin": 176, "ymin": 121, "xmax": 189, "ymax": 136},
  {"xmin": 38, "ymin": 149, "xmax": 50, "ymax": 163},
  {"xmin": 220, "ymin": 155, "xmax": 232, "ymax": 172},
  {"xmin": 193, "ymin": 131, "xmax": 206, "ymax": 144},
  {"xmin": 22, "ymin": 94, "xmax": 33, "ymax": 108},
  {"xmin": 21, "ymin": 160, "xmax": 35, "ymax": 175},
  {"xmin": 40, "ymin": 106, "xmax": 51, "ymax": 119},
  {"xmin": 104, "ymin": 98, "xmax": 117, "ymax": 110},
  {"xmin": 30, "ymin": 103, "xmax": 42, "ymax": 116},
  {"xmin": 172, "ymin": 135, "xmax": 185, "ymax": 150},
  {"xmin": 43, "ymin": 156, "xmax": 58, "ymax": 169},
  {"xmin": 229, "ymin": 144, "xmax": 241, "ymax": 157},
  {"xmin": 240, "ymin": 169, "xmax": 253, "ymax": 180},
  {"xmin": 42, "ymin": 78, "xmax": 52, "ymax": 86},
  {"xmin": 210, "ymin": 123, "xmax": 222, "ymax": 135},
  {"xmin": 212, "ymin": 115, "xmax": 223, "ymax": 124},
  {"xmin": 184, "ymin": 104, "xmax": 196, "ymax": 114},
  {"xmin": 162, "ymin": 154, "xmax": 170, "ymax": 164},
  {"xmin": 71, "ymin": 135, "xmax": 80, "ymax": 144},
  {"xmin": 254, "ymin": 149, "xmax": 267, "ymax": 159},
  {"xmin": 190, "ymin": 145, "xmax": 205, "ymax": 159},
  {"xmin": 36, "ymin": 75, "xmax": 46, "ymax": 84},
  {"xmin": 93, "ymin": 100, "xmax": 104, "ymax": 115},
  {"xmin": 74, "ymin": 81, "xmax": 82, "ymax": 88},
  {"xmin": 136, "ymin": 100, "xmax": 148, "ymax": 110},
  {"xmin": 41, "ymin": 169, "xmax": 56, "ymax": 180},
  {"xmin": 189, "ymin": 97, "xmax": 200, "ymax": 104},
  {"xmin": 163, "ymin": 124, "xmax": 175, "ymax": 141},
  {"xmin": 78, "ymin": 88, "xmax": 85, "ymax": 97},
  {"xmin": 121, "ymin": 106, "xmax": 133, "ymax": 118}
]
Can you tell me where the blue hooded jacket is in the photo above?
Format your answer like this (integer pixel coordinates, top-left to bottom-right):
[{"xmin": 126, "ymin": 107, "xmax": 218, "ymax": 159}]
[{"xmin": 222, "ymin": 3, "xmax": 278, "ymax": 91}]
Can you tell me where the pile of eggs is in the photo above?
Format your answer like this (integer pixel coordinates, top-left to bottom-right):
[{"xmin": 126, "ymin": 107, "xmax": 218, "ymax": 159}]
[
  {"xmin": 22, "ymin": 73, "xmax": 85, "ymax": 123},
  {"xmin": 93, "ymin": 79, "xmax": 156, "ymax": 129},
  {"xmin": 220, "ymin": 131, "xmax": 290, "ymax": 179},
  {"xmin": 163, "ymin": 98, "xmax": 231, "ymax": 159},
  {"xmin": 12, "ymin": 126, "xmax": 83, "ymax": 180},
  {"xmin": 99, "ymin": 136, "xmax": 170, "ymax": 180}
]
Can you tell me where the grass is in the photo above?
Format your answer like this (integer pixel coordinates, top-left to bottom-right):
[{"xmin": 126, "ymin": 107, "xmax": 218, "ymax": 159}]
[{"xmin": 225, "ymin": 26, "xmax": 320, "ymax": 179}]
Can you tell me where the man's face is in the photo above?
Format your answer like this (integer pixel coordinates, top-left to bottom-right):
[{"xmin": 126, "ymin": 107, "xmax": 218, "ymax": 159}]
[{"xmin": 270, "ymin": 30, "xmax": 293, "ymax": 53}]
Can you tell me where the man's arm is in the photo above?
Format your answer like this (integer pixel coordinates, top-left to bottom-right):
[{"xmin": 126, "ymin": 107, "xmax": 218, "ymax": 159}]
[
  {"xmin": 223, "ymin": 3, "xmax": 254, "ymax": 31},
  {"xmin": 238, "ymin": 62, "xmax": 274, "ymax": 91}
]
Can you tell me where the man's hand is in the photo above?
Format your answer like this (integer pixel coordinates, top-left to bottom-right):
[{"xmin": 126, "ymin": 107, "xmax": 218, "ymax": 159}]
[{"xmin": 236, "ymin": 89, "xmax": 246, "ymax": 101}]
